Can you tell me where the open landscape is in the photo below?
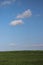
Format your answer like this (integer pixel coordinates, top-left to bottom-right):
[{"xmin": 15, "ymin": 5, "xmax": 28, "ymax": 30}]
[
  {"xmin": 0, "ymin": 0, "xmax": 43, "ymax": 65},
  {"xmin": 0, "ymin": 51, "xmax": 43, "ymax": 65}
]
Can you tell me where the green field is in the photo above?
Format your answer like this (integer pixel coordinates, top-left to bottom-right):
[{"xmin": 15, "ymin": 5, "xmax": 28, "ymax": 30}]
[{"xmin": 0, "ymin": 51, "xmax": 43, "ymax": 65}]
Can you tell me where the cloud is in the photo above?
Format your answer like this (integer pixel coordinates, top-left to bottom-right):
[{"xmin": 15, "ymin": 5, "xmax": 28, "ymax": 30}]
[
  {"xmin": 9, "ymin": 9, "xmax": 32, "ymax": 27},
  {"xmin": 9, "ymin": 43, "xmax": 16, "ymax": 47},
  {"xmin": 0, "ymin": 0, "xmax": 15, "ymax": 6},
  {"xmin": 1, "ymin": 1, "xmax": 11, "ymax": 6},
  {"xmin": 9, "ymin": 19, "xmax": 24, "ymax": 26},
  {"xmin": 32, "ymin": 44, "xmax": 43, "ymax": 47},
  {"xmin": 22, "ymin": 44, "xmax": 43, "ymax": 48},
  {"xmin": 17, "ymin": 9, "xmax": 32, "ymax": 18}
]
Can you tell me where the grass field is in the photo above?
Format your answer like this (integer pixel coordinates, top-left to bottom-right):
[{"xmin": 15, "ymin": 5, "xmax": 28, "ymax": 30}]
[{"xmin": 0, "ymin": 51, "xmax": 43, "ymax": 65}]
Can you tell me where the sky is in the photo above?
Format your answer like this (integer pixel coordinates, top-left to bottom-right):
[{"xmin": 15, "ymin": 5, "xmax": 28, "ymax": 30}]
[{"xmin": 0, "ymin": 0, "xmax": 43, "ymax": 51}]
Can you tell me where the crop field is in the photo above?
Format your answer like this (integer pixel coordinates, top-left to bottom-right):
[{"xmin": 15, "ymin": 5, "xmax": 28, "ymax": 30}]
[{"xmin": 0, "ymin": 51, "xmax": 43, "ymax": 65}]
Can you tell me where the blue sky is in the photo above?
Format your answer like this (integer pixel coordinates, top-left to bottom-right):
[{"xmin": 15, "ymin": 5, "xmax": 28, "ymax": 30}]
[{"xmin": 0, "ymin": 0, "xmax": 43, "ymax": 51}]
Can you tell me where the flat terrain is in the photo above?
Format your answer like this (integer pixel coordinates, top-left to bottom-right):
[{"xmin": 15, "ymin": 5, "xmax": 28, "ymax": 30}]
[{"xmin": 0, "ymin": 51, "xmax": 43, "ymax": 65}]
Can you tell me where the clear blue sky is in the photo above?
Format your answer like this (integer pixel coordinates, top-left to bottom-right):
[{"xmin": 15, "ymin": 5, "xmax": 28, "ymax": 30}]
[{"xmin": 0, "ymin": 0, "xmax": 43, "ymax": 51}]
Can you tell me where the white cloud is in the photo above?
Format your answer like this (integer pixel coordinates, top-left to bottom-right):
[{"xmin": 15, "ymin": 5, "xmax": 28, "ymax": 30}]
[
  {"xmin": 17, "ymin": 9, "xmax": 32, "ymax": 18},
  {"xmin": 0, "ymin": 0, "xmax": 15, "ymax": 6},
  {"xmin": 22, "ymin": 44, "xmax": 43, "ymax": 48},
  {"xmin": 1, "ymin": 1, "xmax": 11, "ymax": 6},
  {"xmin": 32, "ymin": 44, "xmax": 43, "ymax": 47},
  {"xmin": 10, "ymin": 19, "xmax": 24, "ymax": 26},
  {"xmin": 9, "ymin": 43, "xmax": 16, "ymax": 47}
]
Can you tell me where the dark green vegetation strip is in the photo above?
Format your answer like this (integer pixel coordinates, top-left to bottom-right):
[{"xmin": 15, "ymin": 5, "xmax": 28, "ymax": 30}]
[{"xmin": 0, "ymin": 51, "xmax": 43, "ymax": 65}]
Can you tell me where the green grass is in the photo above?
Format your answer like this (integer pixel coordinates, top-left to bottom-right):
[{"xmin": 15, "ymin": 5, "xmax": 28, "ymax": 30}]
[{"xmin": 0, "ymin": 50, "xmax": 43, "ymax": 65}]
